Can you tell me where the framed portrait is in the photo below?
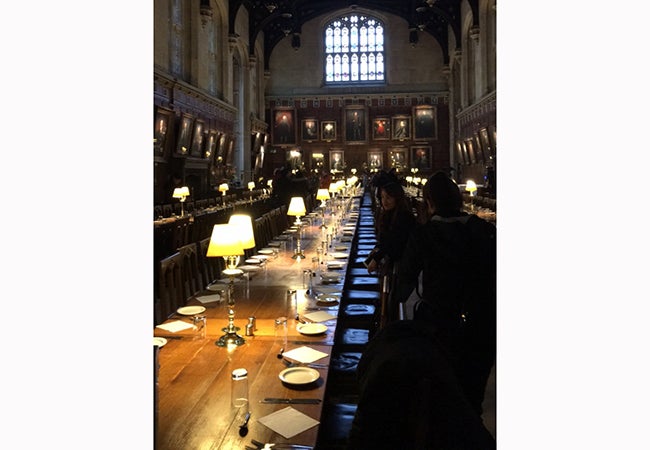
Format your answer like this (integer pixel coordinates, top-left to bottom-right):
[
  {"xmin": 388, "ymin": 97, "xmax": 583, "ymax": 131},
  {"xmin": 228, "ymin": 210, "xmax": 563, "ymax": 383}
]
[
  {"xmin": 321, "ymin": 120, "xmax": 336, "ymax": 141},
  {"xmin": 154, "ymin": 107, "xmax": 173, "ymax": 157},
  {"xmin": 254, "ymin": 147, "xmax": 265, "ymax": 175},
  {"xmin": 392, "ymin": 115, "xmax": 411, "ymax": 141},
  {"xmin": 389, "ymin": 148, "xmax": 407, "ymax": 170},
  {"xmin": 368, "ymin": 151, "xmax": 383, "ymax": 170},
  {"xmin": 330, "ymin": 150, "xmax": 345, "ymax": 172},
  {"xmin": 478, "ymin": 127, "xmax": 493, "ymax": 161},
  {"xmin": 488, "ymin": 125, "xmax": 497, "ymax": 155},
  {"xmin": 175, "ymin": 113, "xmax": 194, "ymax": 155},
  {"xmin": 344, "ymin": 105, "xmax": 367, "ymax": 144},
  {"xmin": 204, "ymin": 130, "xmax": 217, "ymax": 160},
  {"xmin": 214, "ymin": 133, "xmax": 226, "ymax": 165},
  {"xmin": 465, "ymin": 138, "xmax": 477, "ymax": 164},
  {"xmin": 189, "ymin": 119, "xmax": 205, "ymax": 157},
  {"xmin": 301, "ymin": 119, "xmax": 319, "ymax": 142},
  {"xmin": 473, "ymin": 132, "xmax": 485, "ymax": 164},
  {"xmin": 311, "ymin": 151, "xmax": 325, "ymax": 172},
  {"xmin": 272, "ymin": 107, "xmax": 296, "ymax": 146},
  {"xmin": 286, "ymin": 148, "xmax": 303, "ymax": 170},
  {"xmin": 455, "ymin": 140, "xmax": 468, "ymax": 165},
  {"xmin": 372, "ymin": 117, "xmax": 391, "ymax": 140},
  {"xmin": 410, "ymin": 145, "xmax": 432, "ymax": 170},
  {"xmin": 413, "ymin": 105, "xmax": 437, "ymax": 140},
  {"xmin": 225, "ymin": 135, "xmax": 235, "ymax": 165}
]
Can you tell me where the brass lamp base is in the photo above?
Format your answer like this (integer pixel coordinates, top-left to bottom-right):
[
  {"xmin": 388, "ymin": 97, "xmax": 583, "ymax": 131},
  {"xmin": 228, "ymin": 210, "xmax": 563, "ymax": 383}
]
[
  {"xmin": 215, "ymin": 329, "xmax": 245, "ymax": 347},
  {"xmin": 292, "ymin": 250, "xmax": 305, "ymax": 259}
]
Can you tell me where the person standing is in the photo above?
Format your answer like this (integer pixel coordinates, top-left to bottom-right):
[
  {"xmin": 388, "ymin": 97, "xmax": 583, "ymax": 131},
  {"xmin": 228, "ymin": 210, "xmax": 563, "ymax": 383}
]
[{"xmin": 391, "ymin": 171, "xmax": 496, "ymax": 416}]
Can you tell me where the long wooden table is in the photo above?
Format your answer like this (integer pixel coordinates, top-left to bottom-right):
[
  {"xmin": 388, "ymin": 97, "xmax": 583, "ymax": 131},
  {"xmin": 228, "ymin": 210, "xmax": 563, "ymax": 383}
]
[{"xmin": 154, "ymin": 197, "xmax": 360, "ymax": 450}]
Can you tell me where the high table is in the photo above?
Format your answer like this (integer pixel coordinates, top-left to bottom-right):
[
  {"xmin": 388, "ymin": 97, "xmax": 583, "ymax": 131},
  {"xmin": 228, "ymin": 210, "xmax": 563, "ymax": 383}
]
[{"xmin": 154, "ymin": 196, "xmax": 360, "ymax": 450}]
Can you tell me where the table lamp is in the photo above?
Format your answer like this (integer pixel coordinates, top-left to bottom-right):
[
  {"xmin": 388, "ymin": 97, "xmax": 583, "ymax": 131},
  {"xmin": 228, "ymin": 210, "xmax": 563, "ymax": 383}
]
[
  {"xmin": 207, "ymin": 223, "xmax": 246, "ymax": 347},
  {"xmin": 287, "ymin": 196, "xmax": 306, "ymax": 259},
  {"xmin": 218, "ymin": 183, "xmax": 229, "ymax": 206},
  {"xmin": 172, "ymin": 186, "xmax": 190, "ymax": 217},
  {"xmin": 247, "ymin": 181, "xmax": 255, "ymax": 200},
  {"xmin": 228, "ymin": 214, "xmax": 256, "ymax": 256},
  {"xmin": 316, "ymin": 188, "xmax": 330, "ymax": 229},
  {"xmin": 465, "ymin": 179, "xmax": 477, "ymax": 211}
]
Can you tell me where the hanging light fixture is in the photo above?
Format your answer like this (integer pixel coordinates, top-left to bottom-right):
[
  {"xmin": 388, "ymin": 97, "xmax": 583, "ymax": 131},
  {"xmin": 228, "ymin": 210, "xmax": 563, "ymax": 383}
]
[{"xmin": 280, "ymin": 12, "xmax": 293, "ymax": 36}]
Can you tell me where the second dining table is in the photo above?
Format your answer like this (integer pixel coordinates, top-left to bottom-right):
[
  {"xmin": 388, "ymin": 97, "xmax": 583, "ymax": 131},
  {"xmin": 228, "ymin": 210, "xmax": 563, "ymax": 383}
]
[{"xmin": 154, "ymin": 195, "xmax": 362, "ymax": 450}]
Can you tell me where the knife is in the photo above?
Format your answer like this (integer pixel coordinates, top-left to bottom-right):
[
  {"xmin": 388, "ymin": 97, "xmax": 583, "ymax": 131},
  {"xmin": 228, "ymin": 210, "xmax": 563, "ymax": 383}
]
[{"xmin": 260, "ymin": 398, "xmax": 321, "ymax": 404}]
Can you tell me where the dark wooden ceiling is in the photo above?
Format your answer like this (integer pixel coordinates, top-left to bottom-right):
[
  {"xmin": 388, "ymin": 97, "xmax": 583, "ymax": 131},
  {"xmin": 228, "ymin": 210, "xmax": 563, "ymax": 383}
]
[{"xmin": 224, "ymin": 0, "xmax": 479, "ymax": 70}]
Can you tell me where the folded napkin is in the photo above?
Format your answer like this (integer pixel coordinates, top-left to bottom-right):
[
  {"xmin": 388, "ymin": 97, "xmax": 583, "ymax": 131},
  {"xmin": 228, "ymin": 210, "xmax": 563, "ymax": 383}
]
[
  {"xmin": 258, "ymin": 406, "xmax": 320, "ymax": 439},
  {"xmin": 282, "ymin": 346, "xmax": 328, "ymax": 363},
  {"xmin": 156, "ymin": 320, "xmax": 194, "ymax": 333},
  {"xmin": 195, "ymin": 293, "xmax": 222, "ymax": 304},
  {"xmin": 303, "ymin": 311, "xmax": 337, "ymax": 323}
]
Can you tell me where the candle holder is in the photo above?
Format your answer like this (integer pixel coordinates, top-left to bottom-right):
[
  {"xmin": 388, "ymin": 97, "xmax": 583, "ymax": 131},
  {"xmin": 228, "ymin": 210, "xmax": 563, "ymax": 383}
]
[
  {"xmin": 207, "ymin": 218, "xmax": 255, "ymax": 348},
  {"xmin": 287, "ymin": 197, "xmax": 306, "ymax": 259}
]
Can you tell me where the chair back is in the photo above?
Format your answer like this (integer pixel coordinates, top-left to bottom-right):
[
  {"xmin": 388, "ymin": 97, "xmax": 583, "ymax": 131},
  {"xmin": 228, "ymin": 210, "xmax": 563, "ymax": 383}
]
[{"xmin": 156, "ymin": 252, "xmax": 185, "ymax": 324}]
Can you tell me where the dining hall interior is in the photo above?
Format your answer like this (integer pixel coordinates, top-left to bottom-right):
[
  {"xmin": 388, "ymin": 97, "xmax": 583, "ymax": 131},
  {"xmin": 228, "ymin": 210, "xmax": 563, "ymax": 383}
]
[
  {"xmin": 152, "ymin": 0, "xmax": 497, "ymax": 448},
  {"xmin": 5, "ymin": 1, "xmax": 650, "ymax": 449}
]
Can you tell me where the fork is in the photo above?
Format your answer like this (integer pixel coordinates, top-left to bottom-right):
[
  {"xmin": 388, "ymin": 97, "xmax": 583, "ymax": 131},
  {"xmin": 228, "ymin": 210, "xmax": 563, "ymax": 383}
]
[{"xmin": 282, "ymin": 359, "xmax": 328, "ymax": 369}]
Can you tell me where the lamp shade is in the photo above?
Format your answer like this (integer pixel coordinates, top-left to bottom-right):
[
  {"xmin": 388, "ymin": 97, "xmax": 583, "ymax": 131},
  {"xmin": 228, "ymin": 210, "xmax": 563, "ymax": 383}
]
[
  {"xmin": 287, "ymin": 196, "xmax": 306, "ymax": 217},
  {"xmin": 218, "ymin": 183, "xmax": 229, "ymax": 193},
  {"xmin": 172, "ymin": 186, "xmax": 190, "ymax": 198},
  {"xmin": 228, "ymin": 214, "xmax": 256, "ymax": 249},
  {"xmin": 316, "ymin": 189, "xmax": 330, "ymax": 201},
  {"xmin": 247, "ymin": 181, "xmax": 255, "ymax": 190},
  {"xmin": 328, "ymin": 182, "xmax": 338, "ymax": 193},
  {"xmin": 465, "ymin": 180, "xmax": 477, "ymax": 193},
  {"xmin": 206, "ymin": 224, "xmax": 245, "ymax": 257}
]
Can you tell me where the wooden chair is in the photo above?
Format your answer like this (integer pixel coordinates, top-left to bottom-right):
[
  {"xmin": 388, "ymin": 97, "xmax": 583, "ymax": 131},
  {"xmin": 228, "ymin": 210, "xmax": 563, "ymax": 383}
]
[
  {"xmin": 172, "ymin": 216, "xmax": 192, "ymax": 250},
  {"xmin": 198, "ymin": 237, "xmax": 224, "ymax": 286},
  {"xmin": 156, "ymin": 252, "xmax": 185, "ymax": 325},
  {"xmin": 177, "ymin": 242, "xmax": 205, "ymax": 299}
]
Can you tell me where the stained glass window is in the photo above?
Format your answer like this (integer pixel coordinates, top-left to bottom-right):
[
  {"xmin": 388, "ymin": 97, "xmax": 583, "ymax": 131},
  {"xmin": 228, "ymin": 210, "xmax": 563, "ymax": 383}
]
[{"xmin": 324, "ymin": 14, "xmax": 385, "ymax": 84}]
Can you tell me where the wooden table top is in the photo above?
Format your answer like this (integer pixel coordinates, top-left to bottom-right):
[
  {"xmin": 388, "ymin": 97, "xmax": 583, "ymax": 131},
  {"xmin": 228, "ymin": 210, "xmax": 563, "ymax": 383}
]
[{"xmin": 154, "ymin": 199, "xmax": 360, "ymax": 450}]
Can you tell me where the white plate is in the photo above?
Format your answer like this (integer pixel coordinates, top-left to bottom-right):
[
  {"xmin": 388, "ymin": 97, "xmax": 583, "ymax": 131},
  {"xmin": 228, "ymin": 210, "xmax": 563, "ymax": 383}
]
[
  {"xmin": 253, "ymin": 254, "xmax": 270, "ymax": 260},
  {"xmin": 278, "ymin": 367, "xmax": 321, "ymax": 385},
  {"xmin": 297, "ymin": 323, "xmax": 328, "ymax": 335},
  {"xmin": 334, "ymin": 246, "xmax": 348, "ymax": 251},
  {"xmin": 258, "ymin": 249, "xmax": 275, "ymax": 254},
  {"xmin": 326, "ymin": 262, "xmax": 345, "ymax": 270},
  {"xmin": 321, "ymin": 273, "xmax": 340, "ymax": 283},
  {"xmin": 239, "ymin": 265, "xmax": 261, "ymax": 272},
  {"xmin": 316, "ymin": 293, "xmax": 340, "ymax": 304},
  {"xmin": 330, "ymin": 252, "xmax": 349, "ymax": 259},
  {"xmin": 176, "ymin": 305, "xmax": 206, "ymax": 315},
  {"xmin": 153, "ymin": 337, "xmax": 168, "ymax": 347},
  {"xmin": 207, "ymin": 283, "xmax": 228, "ymax": 292},
  {"xmin": 245, "ymin": 258, "xmax": 262, "ymax": 264}
]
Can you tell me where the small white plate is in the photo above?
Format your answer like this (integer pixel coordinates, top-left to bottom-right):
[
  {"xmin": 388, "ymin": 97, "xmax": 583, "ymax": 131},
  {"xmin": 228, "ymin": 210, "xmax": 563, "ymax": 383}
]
[
  {"xmin": 316, "ymin": 293, "xmax": 340, "ymax": 304},
  {"xmin": 297, "ymin": 323, "xmax": 328, "ymax": 335},
  {"xmin": 321, "ymin": 272, "xmax": 340, "ymax": 283},
  {"xmin": 326, "ymin": 262, "xmax": 345, "ymax": 270},
  {"xmin": 330, "ymin": 252, "xmax": 349, "ymax": 259},
  {"xmin": 279, "ymin": 367, "xmax": 320, "ymax": 385},
  {"xmin": 177, "ymin": 305, "xmax": 206, "ymax": 315},
  {"xmin": 334, "ymin": 246, "xmax": 348, "ymax": 251},
  {"xmin": 253, "ymin": 254, "xmax": 270, "ymax": 261},
  {"xmin": 245, "ymin": 258, "xmax": 262, "ymax": 264},
  {"xmin": 153, "ymin": 337, "xmax": 168, "ymax": 347},
  {"xmin": 258, "ymin": 249, "xmax": 275, "ymax": 254},
  {"xmin": 239, "ymin": 265, "xmax": 261, "ymax": 272}
]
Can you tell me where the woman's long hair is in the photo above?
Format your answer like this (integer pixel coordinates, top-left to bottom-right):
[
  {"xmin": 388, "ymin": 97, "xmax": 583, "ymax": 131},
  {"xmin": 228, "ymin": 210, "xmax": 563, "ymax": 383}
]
[{"xmin": 376, "ymin": 181, "xmax": 412, "ymax": 235}]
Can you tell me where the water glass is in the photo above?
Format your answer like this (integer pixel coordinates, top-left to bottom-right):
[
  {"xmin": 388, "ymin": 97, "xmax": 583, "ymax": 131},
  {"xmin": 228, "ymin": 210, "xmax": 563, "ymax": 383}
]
[
  {"xmin": 274, "ymin": 316, "xmax": 288, "ymax": 348},
  {"xmin": 192, "ymin": 315, "xmax": 207, "ymax": 339}
]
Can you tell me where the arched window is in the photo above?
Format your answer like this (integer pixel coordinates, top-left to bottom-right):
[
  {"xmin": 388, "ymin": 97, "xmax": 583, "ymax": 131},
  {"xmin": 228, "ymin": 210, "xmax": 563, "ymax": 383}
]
[{"xmin": 324, "ymin": 14, "xmax": 385, "ymax": 84}]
